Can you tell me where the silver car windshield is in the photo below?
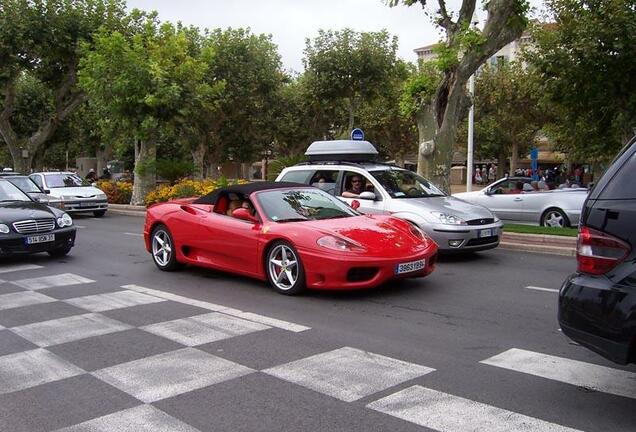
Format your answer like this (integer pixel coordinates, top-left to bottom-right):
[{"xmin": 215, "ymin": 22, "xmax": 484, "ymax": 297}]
[
  {"xmin": 46, "ymin": 173, "xmax": 89, "ymax": 188},
  {"xmin": 257, "ymin": 188, "xmax": 358, "ymax": 222},
  {"xmin": 370, "ymin": 169, "xmax": 445, "ymax": 198},
  {"xmin": 0, "ymin": 181, "xmax": 31, "ymax": 202}
]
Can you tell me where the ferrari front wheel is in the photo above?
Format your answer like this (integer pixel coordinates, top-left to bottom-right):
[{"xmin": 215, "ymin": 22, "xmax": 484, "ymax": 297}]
[
  {"xmin": 151, "ymin": 224, "xmax": 179, "ymax": 271},
  {"xmin": 266, "ymin": 241, "xmax": 306, "ymax": 295}
]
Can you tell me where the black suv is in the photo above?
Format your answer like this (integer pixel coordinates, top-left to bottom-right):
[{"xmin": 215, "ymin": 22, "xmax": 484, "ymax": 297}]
[{"xmin": 558, "ymin": 137, "xmax": 636, "ymax": 364}]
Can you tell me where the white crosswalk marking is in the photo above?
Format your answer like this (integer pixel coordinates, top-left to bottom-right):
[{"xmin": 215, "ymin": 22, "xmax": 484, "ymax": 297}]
[
  {"xmin": 367, "ymin": 385, "xmax": 583, "ymax": 432},
  {"xmin": 263, "ymin": 347, "xmax": 435, "ymax": 402},
  {"xmin": 525, "ymin": 286, "xmax": 560, "ymax": 293},
  {"xmin": 122, "ymin": 284, "xmax": 311, "ymax": 332},
  {"xmin": 0, "ymin": 349, "xmax": 85, "ymax": 394},
  {"xmin": 0, "ymin": 291, "xmax": 56, "ymax": 311},
  {"xmin": 12, "ymin": 273, "xmax": 95, "ymax": 290},
  {"xmin": 123, "ymin": 232, "xmax": 143, "ymax": 237},
  {"xmin": 141, "ymin": 312, "xmax": 270, "ymax": 346},
  {"xmin": 0, "ymin": 263, "xmax": 43, "ymax": 274},
  {"xmin": 92, "ymin": 348, "xmax": 254, "ymax": 403},
  {"xmin": 11, "ymin": 313, "xmax": 132, "ymax": 347},
  {"xmin": 53, "ymin": 404, "xmax": 202, "ymax": 432},
  {"xmin": 481, "ymin": 348, "xmax": 636, "ymax": 400},
  {"xmin": 64, "ymin": 290, "xmax": 166, "ymax": 312}
]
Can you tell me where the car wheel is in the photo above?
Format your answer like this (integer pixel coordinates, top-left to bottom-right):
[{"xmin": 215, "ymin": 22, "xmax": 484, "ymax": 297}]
[
  {"xmin": 151, "ymin": 224, "xmax": 179, "ymax": 271},
  {"xmin": 541, "ymin": 208, "xmax": 570, "ymax": 228},
  {"xmin": 265, "ymin": 241, "xmax": 306, "ymax": 295},
  {"xmin": 47, "ymin": 247, "xmax": 72, "ymax": 257},
  {"xmin": 93, "ymin": 210, "xmax": 106, "ymax": 217}
]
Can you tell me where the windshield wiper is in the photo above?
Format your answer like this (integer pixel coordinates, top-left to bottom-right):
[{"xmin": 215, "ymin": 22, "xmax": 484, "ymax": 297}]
[{"xmin": 276, "ymin": 217, "xmax": 309, "ymax": 223}]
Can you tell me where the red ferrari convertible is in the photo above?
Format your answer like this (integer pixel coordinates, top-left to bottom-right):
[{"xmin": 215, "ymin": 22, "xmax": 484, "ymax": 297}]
[{"xmin": 144, "ymin": 182, "xmax": 438, "ymax": 295}]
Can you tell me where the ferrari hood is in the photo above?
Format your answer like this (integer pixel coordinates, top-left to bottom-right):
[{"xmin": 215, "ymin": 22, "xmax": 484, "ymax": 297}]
[{"xmin": 314, "ymin": 215, "xmax": 428, "ymax": 256}]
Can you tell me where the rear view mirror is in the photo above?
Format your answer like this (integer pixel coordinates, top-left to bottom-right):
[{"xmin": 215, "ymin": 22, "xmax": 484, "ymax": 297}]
[{"xmin": 358, "ymin": 191, "xmax": 376, "ymax": 200}]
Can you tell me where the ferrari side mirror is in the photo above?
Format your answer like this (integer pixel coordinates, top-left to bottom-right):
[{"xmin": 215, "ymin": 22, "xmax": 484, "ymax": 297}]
[
  {"xmin": 232, "ymin": 207, "xmax": 259, "ymax": 223},
  {"xmin": 351, "ymin": 200, "xmax": 361, "ymax": 210}
]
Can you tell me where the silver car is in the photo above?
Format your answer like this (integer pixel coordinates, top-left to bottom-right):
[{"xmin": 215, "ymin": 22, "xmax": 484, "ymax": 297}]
[
  {"xmin": 29, "ymin": 172, "xmax": 108, "ymax": 217},
  {"xmin": 276, "ymin": 140, "xmax": 503, "ymax": 252},
  {"xmin": 453, "ymin": 176, "xmax": 587, "ymax": 227}
]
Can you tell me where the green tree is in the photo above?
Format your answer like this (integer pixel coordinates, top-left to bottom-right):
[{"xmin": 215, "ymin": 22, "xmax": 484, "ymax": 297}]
[
  {"xmin": 79, "ymin": 17, "xmax": 216, "ymax": 204},
  {"xmin": 470, "ymin": 62, "xmax": 545, "ymax": 177},
  {"xmin": 390, "ymin": 0, "xmax": 529, "ymax": 192},
  {"xmin": 206, "ymin": 28, "xmax": 284, "ymax": 177},
  {"xmin": 529, "ymin": 0, "xmax": 636, "ymax": 161},
  {"xmin": 303, "ymin": 29, "xmax": 400, "ymax": 135},
  {"xmin": 0, "ymin": 0, "xmax": 127, "ymax": 173}
]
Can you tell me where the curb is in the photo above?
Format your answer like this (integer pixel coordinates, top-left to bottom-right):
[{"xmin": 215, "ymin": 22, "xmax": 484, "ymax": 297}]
[{"xmin": 105, "ymin": 203, "xmax": 578, "ymax": 256}]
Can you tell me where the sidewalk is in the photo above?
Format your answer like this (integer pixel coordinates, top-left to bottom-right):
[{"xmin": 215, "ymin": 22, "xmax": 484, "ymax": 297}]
[{"xmin": 109, "ymin": 204, "xmax": 576, "ymax": 257}]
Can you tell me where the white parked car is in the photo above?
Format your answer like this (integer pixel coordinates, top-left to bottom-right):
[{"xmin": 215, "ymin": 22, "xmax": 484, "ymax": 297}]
[
  {"xmin": 453, "ymin": 176, "xmax": 587, "ymax": 227},
  {"xmin": 29, "ymin": 172, "xmax": 108, "ymax": 217},
  {"xmin": 276, "ymin": 140, "xmax": 503, "ymax": 253}
]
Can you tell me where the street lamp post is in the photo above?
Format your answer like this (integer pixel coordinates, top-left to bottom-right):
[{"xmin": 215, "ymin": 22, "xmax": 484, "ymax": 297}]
[{"xmin": 467, "ymin": 74, "xmax": 475, "ymax": 192}]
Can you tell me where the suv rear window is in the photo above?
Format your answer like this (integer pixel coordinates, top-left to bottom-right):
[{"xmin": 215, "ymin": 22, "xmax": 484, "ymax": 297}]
[
  {"xmin": 279, "ymin": 170, "xmax": 313, "ymax": 184},
  {"xmin": 597, "ymin": 150, "xmax": 636, "ymax": 200}
]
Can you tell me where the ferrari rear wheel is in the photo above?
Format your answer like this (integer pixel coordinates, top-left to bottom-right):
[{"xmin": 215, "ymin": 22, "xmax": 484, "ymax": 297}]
[
  {"xmin": 266, "ymin": 241, "xmax": 306, "ymax": 295},
  {"xmin": 151, "ymin": 224, "xmax": 179, "ymax": 271}
]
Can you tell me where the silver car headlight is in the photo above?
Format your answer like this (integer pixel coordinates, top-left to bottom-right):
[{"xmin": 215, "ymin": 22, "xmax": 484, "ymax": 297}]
[
  {"xmin": 97, "ymin": 193, "xmax": 107, "ymax": 200},
  {"xmin": 57, "ymin": 213, "xmax": 73, "ymax": 227},
  {"xmin": 431, "ymin": 211, "xmax": 467, "ymax": 225},
  {"xmin": 493, "ymin": 214, "xmax": 500, "ymax": 223},
  {"xmin": 0, "ymin": 223, "xmax": 9, "ymax": 234}
]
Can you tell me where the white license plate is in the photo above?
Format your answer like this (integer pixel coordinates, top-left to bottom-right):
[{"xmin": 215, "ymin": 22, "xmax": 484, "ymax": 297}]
[
  {"xmin": 395, "ymin": 259, "xmax": 425, "ymax": 275},
  {"xmin": 79, "ymin": 201, "xmax": 95, "ymax": 207},
  {"xmin": 26, "ymin": 234, "xmax": 55, "ymax": 244},
  {"xmin": 479, "ymin": 228, "xmax": 493, "ymax": 238}
]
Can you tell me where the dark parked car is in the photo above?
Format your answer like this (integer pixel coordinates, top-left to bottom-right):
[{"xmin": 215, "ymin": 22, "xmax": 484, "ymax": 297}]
[
  {"xmin": 0, "ymin": 179, "xmax": 76, "ymax": 257},
  {"xmin": 558, "ymin": 137, "xmax": 636, "ymax": 364}
]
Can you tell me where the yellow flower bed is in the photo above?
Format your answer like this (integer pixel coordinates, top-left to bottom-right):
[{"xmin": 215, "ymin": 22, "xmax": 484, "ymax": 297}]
[
  {"xmin": 96, "ymin": 180, "xmax": 133, "ymax": 204},
  {"xmin": 144, "ymin": 178, "xmax": 248, "ymax": 206}
]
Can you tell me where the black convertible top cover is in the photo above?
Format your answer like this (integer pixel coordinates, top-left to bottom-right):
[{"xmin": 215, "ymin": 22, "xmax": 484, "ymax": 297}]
[{"xmin": 192, "ymin": 181, "xmax": 311, "ymax": 205}]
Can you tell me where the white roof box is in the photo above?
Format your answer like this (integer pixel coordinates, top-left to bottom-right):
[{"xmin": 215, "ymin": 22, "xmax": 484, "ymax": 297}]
[{"xmin": 305, "ymin": 140, "xmax": 378, "ymax": 162}]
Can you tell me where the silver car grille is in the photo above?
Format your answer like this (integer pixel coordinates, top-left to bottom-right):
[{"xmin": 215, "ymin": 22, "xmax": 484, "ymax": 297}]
[{"xmin": 12, "ymin": 219, "xmax": 56, "ymax": 234}]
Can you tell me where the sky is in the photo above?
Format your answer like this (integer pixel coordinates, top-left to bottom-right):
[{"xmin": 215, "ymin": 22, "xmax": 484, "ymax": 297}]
[{"xmin": 126, "ymin": 0, "xmax": 546, "ymax": 74}]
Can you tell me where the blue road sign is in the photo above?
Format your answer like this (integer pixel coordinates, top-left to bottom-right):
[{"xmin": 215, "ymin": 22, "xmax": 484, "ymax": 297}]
[
  {"xmin": 351, "ymin": 128, "xmax": 364, "ymax": 141},
  {"xmin": 530, "ymin": 148, "xmax": 539, "ymax": 180}
]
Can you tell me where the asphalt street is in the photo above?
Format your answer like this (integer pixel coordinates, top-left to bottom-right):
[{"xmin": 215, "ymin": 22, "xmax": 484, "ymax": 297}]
[{"xmin": 0, "ymin": 213, "xmax": 634, "ymax": 432}]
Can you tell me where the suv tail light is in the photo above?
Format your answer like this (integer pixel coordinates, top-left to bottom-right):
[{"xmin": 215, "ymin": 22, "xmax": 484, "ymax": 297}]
[{"xmin": 577, "ymin": 226, "xmax": 631, "ymax": 275}]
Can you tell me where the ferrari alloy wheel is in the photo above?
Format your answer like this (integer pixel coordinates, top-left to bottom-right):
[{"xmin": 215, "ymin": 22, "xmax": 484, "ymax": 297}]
[
  {"xmin": 541, "ymin": 208, "xmax": 569, "ymax": 228},
  {"xmin": 266, "ymin": 241, "xmax": 306, "ymax": 295},
  {"xmin": 151, "ymin": 225, "xmax": 179, "ymax": 271}
]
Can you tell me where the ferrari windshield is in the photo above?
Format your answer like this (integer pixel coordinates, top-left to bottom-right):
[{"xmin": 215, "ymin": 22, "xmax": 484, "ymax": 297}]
[
  {"xmin": 45, "ymin": 173, "xmax": 90, "ymax": 188},
  {"xmin": 370, "ymin": 169, "xmax": 445, "ymax": 198},
  {"xmin": 257, "ymin": 188, "xmax": 358, "ymax": 222},
  {"xmin": 0, "ymin": 180, "xmax": 31, "ymax": 202}
]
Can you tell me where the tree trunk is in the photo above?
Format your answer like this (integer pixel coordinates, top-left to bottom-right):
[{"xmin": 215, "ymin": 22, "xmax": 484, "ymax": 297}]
[
  {"xmin": 415, "ymin": 105, "xmax": 437, "ymax": 178},
  {"xmin": 130, "ymin": 138, "xmax": 157, "ymax": 206},
  {"xmin": 510, "ymin": 141, "xmax": 519, "ymax": 174},
  {"xmin": 348, "ymin": 98, "xmax": 356, "ymax": 132},
  {"xmin": 191, "ymin": 138, "xmax": 207, "ymax": 180},
  {"xmin": 497, "ymin": 151, "xmax": 507, "ymax": 179},
  {"xmin": 6, "ymin": 144, "xmax": 34, "ymax": 173}
]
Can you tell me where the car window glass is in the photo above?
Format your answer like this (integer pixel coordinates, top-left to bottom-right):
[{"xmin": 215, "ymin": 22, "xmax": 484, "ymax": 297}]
[
  {"xmin": 279, "ymin": 170, "xmax": 313, "ymax": 184},
  {"xmin": 0, "ymin": 181, "xmax": 31, "ymax": 202},
  {"xmin": 256, "ymin": 188, "xmax": 357, "ymax": 222},
  {"xmin": 369, "ymin": 169, "xmax": 444, "ymax": 198},
  {"xmin": 45, "ymin": 173, "xmax": 89, "ymax": 188},
  {"xmin": 30, "ymin": 175, "xmax": 44, "ymax": 189},
  {"xmin": 309, "ymin": 170, "xmax": 338, "ymax": 195},
  {"xmin": 341, "ymin": 171, "xmax": 374, "ymax": 196},
  {"xmin": 597, "ymin": 151, "xmax": 636, "ymax": 200},
  {"xmin": 7, "ymin": 177, "xmax": 41, "ymax": 193}
]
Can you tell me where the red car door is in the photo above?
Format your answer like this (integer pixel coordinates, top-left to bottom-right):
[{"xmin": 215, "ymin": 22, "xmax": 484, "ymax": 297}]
[{"xmin": 197, "ymin": 213, "xmax": 262, "ymax": 278}]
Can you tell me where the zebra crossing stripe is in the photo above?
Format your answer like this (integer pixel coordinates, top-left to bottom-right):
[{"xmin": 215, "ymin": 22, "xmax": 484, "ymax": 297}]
[
  {"xmin": 12, "ymin": 273, "xmax": 95, "ymax": 290},
  {"xmin": 367, "ymin": 385, "xmax": 583, "ymax": 432},
  {"xmin": 122, "ymin": 284, "xmax": 310, "ymax": 332},
  {"xmin": 0, "ymin": 264, "xmax": 43, "ymax": 274},
  {"xmin": 480, "ymin": 348, "xmax": 636, "ymax": 400}
]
